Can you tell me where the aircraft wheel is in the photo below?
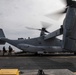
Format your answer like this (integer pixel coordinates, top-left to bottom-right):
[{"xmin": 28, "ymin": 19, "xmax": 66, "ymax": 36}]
[
  {"xmin": 34, "ymin": 52, "xmax": 38, "ymax": 55},
  {"xmin": 74, "ymin": 52, "xmax": 76, "ymax": 55}
]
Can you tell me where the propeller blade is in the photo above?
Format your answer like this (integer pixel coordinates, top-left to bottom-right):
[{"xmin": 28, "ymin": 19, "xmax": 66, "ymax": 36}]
[
  {"xmin": 26, "ymin": 22, "xmax": 51, "ymax": 34},
  {"xmin": 45, "ymin": 9, "xmax": 65, "ymax": 20},
  {"xmin": 61, "ymin": 7, "xmax": 67, "ymax": 13},
  {"xmin": 44, "ymin": 29, "xmax": 50, "ymax": 33},
  {"xmin": 45, "ymin": 0, "xmax": 76, "ymax": 20},
  {"xmin": 41, "ymin": 21, "xmax": 51, "ymax": 29},
  {"xmin": 64, "ymin": 0, "xmax": 73, "ymax": 6},
  {"xmin": 26, "ymin": 27, "xmax": 41, "ymax": 31}
]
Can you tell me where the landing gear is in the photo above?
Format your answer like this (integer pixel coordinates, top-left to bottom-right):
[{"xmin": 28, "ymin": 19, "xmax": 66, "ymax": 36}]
[
  {"xmin": 34, "ymin": 52, "xmax": 38, "ymax": 55},
  {"xmin": 74, "ymin": 52, "xmax": 76, "ymax": 55},
  {"xmin": 34, "ymin": 52, "xmax": 43, "ymax": 56}
]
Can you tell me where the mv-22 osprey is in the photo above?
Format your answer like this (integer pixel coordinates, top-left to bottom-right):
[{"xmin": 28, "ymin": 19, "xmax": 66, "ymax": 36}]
[{"xmin": 0, "ymin": 0, "xmax": 76, "ymax": 54}]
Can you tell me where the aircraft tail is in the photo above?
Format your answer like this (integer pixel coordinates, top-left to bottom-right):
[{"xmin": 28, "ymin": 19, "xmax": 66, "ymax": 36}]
[
  {"xmin": 63, "ymin": 7, "xmax": 76, "ymax": 52},
  {"xmin": 0, "ymin": 29, "xmax": 6, "ymax": 44}
]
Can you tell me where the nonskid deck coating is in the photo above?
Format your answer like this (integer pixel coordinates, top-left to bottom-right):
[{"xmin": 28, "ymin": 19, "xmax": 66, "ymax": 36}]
[
  {"xmin": 0, "ymin": 56, "xmax": 76, "ymax": 72},
  {"xmin": 20, "ymin": 69, "xmax": 74, "ymax": 75}
]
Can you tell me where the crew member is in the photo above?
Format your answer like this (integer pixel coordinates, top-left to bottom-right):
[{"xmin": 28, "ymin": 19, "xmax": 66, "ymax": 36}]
[
  {"xmin": 3, "ymin": 46, "xmax": 7, "ymax": 56},
  {"xmin": 8, "ymin": 46, "xmax": 13, "ymax": 55}
]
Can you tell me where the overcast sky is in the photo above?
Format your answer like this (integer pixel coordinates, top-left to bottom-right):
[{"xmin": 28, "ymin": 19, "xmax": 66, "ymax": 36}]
[{"xmin": 0, "ymin": 0, "xmax": 65, "ymax": 51}]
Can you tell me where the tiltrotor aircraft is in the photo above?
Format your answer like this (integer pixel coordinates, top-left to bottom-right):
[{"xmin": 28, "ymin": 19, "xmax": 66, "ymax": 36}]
[{"xmin": 0, "ymin": 0, "xmax": 76, "ymax": 54}]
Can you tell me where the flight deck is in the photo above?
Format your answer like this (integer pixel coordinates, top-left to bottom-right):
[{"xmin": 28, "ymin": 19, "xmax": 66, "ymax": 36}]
[{"xmin": 0, "ymin": 54, "xmax": 76, "ymax": 75}]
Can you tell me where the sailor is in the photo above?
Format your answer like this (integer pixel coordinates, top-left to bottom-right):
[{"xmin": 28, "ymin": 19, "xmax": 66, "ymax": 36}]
[
  {"xmin": 3, "ymin": 46, "xmax": 7, "ymax": 56},
  {"xmin": 8, "ymin": 46, "xmax": 13, "ymax": 55}
]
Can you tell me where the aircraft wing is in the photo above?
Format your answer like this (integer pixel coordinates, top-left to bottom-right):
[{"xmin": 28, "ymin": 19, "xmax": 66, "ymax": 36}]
[{"xmin": 44, "ymin": 26, "xmax": 63, "ymax": 40}]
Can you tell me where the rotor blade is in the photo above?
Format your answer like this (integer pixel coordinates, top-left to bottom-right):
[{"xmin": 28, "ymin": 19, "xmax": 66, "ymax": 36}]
[
  {"xmin": 61, "ymin": 8, "xmax": 67, "ymax": 13},
  {"xmin": 65, "ymin": 0, "xmax": 73, "ymax": 6},
  {"xmin": 26, "ymin": 27, "xmax": 41, "ymax": 31},
  {"xmin": 45, "ymin": 8, "xmax": 66, "ymax": 20},
  {"xmin": 44, "ymin": 29, "xmax": 50, "ymax": 33},
  {"xmin": 41, "ymin": 21, "xmax": 51, "ymax": 29},
  {"xmin": 62, "ymin": 0, "xmax": 75, "ymax": 7}
]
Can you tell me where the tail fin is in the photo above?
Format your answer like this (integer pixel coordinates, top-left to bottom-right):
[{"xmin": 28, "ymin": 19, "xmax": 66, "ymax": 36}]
[
  {"xmin": 63, "ymin": 7, "xmax": 76, "ymax": 51},
  {"xmin": 0, "ymin": 28, "xmax": 6, "ymax": 44}
]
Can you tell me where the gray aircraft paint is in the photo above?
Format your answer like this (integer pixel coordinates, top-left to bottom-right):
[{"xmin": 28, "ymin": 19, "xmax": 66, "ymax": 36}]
[{"xmin": 63, "ymin": 7, "xmax": 76, "ymax": 52}]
